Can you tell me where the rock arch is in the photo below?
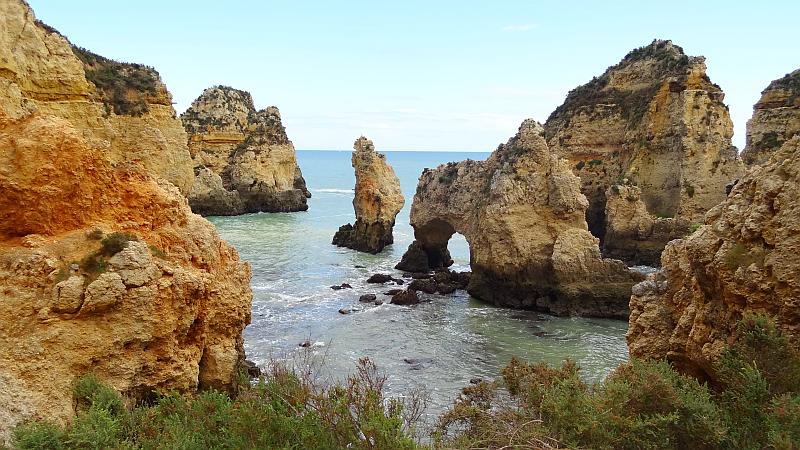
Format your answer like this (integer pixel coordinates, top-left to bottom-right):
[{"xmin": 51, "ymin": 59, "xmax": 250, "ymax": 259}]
[{"xmin": 397, "ymin": 120, "xmax": 642, "ymax": 319}]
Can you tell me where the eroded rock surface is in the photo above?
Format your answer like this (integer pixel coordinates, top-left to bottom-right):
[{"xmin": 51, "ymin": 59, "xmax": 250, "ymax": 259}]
[
  {"xmin": 0, "ymin": 0, "xmax": 194, "ymax": 193},
  {"xmin": 0, "ymin": 1, "xmax": 252, "ymax": 441},
  {"xmin": 627, "ymin": 136, "xmax": 800, "ymax": 381},
  {"xmin": 332, "ymin": 137, "xmax": 404, "ymax": 253},
  {"xmin": 181, "ymin": 86, "xmax": 310, "ymax": 215},
  {"xmin": 742, "ymin": 69, "xmax": 800, "ymax": 166},
  {"xmin": 398, "ymin": 119, "xmax": 642, "ymax": 318},
  {"xmin": 544, "ymin": 40, "xmax": 743, "ymax": 265}
]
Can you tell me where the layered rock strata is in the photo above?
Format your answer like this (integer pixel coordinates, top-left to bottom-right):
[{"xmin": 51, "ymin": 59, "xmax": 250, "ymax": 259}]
[
  {"xmin": 742, "ymin": 69, "xmax": 800, "ymax": 166},
  {"xmin": 627, "ymin": 136, "xmax": 800, "ymax": 381},
  {"xmin": 181, "ymin": 86, "xmax": 310, "ymax": 215},
  {"xmin": 0, "ymin": 1, "xmax": 252, "ymax": 440},
  {"xmin": 397, "ymin": 119, "xmax": 642, "ymax": 318},
  {"xmin": 544, "ymin": 40, "xmax": 743, "ymax": 265},
  {"xmin": 332, "ymin": 137, "xmax": 405, "ymax": 253},
  {"xmin": 0, "ymin": 0, "xmax": 194, "ymax": 193}
]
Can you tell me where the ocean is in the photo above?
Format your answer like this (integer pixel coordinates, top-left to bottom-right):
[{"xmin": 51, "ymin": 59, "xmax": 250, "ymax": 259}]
[{"xmin": 209, "ymin": 150, "xmax": 629, "ymax": 416}]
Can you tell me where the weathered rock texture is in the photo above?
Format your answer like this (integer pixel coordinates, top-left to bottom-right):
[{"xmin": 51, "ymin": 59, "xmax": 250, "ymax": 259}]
[
  {"xmin": 0, "ymin": 1, "xmax": 252, "ymax": 441},
  {"xmin": 181, "ymin": 86, "xmax": 310, "ymax": 215},
  {"xmin": 603, "ymin": 183, "xmax": 693, "ymax": 266},
  {"xmin": 627, "ymin": 135, "xmax": 800, "ymax": 382},
  {"xmin": 742, "ymin": 69, "xmax": 800, "ymax": 166},
  {"xmin": 0, "ymin": 0, "xmax": 194, "ymax": 194},
  {"xmin": 332, "ymin": 137, "xmax": 405, "ymax": 253},
  {"xmin": 398, "ymin": 119, "xmax": 642, "ymax": 318},
  {"xmin": 544, "ymin": 40, "xmax": 743, "ymax": 265}
]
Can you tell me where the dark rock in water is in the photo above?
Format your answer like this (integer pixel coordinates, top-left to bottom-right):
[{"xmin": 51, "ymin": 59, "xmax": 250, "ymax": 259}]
[
  {"xmin": 469, "ymin": 378, "xmax": 483, "ymax": 385},
  {"xmin": 359, "ymin": 294, "xmax": 377, "ymax": 303},
  {"xmin": 299, "ymin": 340, "xmax": 312, "ymax": 348},
  {"xmin": 339, "ymin": 307, "xmax": 359, "ymax": 315},
  {"xmin": 437, "ymin": 283, "xmax": 457, "ymax": 295},
  {"xmin": 409, "ymin": 272, "xmax": 433, "ymax": 279},
  {"xmin": 395, "ymin": 240, "xmax": 453, "ymax": 273},
  {"xmin": 241, "ymin": 359, "xmax": 261, "ymax": 379},
  {"xmin": 330, "ymin": 283, "xmax": 353, "ymax": 290},
  {"xmin": 394, "ymin": 279, "xmax": 404, "ymax": 285},
  {"xmin": 374, "ymin": 299, "xmax": 384, "ymax": 306},
  {"xmin": 354, "ymin": 265, "xmax": 367, "ymax": 269},
  {"xmin": 384, "ymin": 289, "xmax": 403, "ymax": 296},
  {"xmin": 409, "ymin": 278, "xmax": 438, "ymax": 294},
  {"xmin": 532, "ymin": 331, "xmax": 547, "ymax": 337},
  {"xmin": 333, "ymin": 221, "xmax": 397, "ymax": 254},
  {"xmin": 367, "ymin": 273, "xmax": 394, "ymax": 283},
  {"xmin": 391, "ymin": 289, "xmax": 420, "ymax": 305}
]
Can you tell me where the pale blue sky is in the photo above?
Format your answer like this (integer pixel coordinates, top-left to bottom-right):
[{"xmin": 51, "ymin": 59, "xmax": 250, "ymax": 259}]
[{"xmin": 29, "ymin": 1, "xmax": 799, "ymax": 151}]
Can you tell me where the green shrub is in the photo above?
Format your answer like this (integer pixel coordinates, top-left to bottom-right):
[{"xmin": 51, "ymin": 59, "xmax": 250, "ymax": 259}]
[
  {"xmin": 99, "ymin": 232, "xmax": 138, "ymax": 257},
  {"xmin": 12, "ymin": 421, "xmax": 65, "ymax": 450}
]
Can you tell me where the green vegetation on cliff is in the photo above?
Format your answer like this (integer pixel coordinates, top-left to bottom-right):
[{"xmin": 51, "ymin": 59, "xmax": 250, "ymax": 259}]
[
  {"xmin": 11, "ymin": 315, "xmax": 799, "ymax": 449},
  {"xmin": 71, "ymin": 46, "xmax": 159, "ymax": 117}
]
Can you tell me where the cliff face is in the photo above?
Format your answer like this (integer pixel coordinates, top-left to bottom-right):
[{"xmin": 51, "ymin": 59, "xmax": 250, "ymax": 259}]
[
  {"xmin": 397, "ymin": 120, "xmax": 642, "ymax": 319},
  {"xmin": 627, "ymin": 136, "xmax": 800, "ymax": 381},
  {"xmin": 0, "ymin": 0, "xmax": 252, "ymax": 440},
  {"xmin": 181, "ymin": 86, "xmax": 310, "ymax": 215},
  {"xmin": 544, "ymin": 40, "xmax": 743, "ymax": 265},
  {"xmin": 742, "ymin": 69, "xmax": 800, "ymax": 166},
  {"xmin": 332, "ymin": 137, "xmax": 405, "ymax": 253},
  {"xmin": 0, "ymin": 0, "xmax": 194, "ymax": 193}
]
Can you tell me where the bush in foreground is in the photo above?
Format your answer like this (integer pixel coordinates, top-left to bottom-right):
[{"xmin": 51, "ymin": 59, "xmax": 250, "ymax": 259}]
[{"xmin": 11, "ymin": 315, "xmax": 800, "ymax": 449}]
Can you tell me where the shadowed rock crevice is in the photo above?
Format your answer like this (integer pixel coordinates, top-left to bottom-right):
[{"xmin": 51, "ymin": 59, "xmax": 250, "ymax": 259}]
[
  {"xmin": 332, "ymin": 137, "xmax": 404, "ymax": 254},
  {"xmin": 398, "ymin": 119, "xmax": 642, "ymax": 318}
]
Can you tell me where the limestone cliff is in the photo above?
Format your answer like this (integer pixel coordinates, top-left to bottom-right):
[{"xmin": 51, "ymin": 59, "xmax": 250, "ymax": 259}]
[
  {"xmin": 544, "ymin": 40, "xmax": 743, "ymax": 265},
  {"xmin": 181, "ymin": 86, "xmax": 310, "ymax": 215},
  {"xmin": 397, "ymin": 120, "xmax": 642, "ymax": 319},
  {"xmin": 0, "ymin": 0, "xmax": 194, "ymax": 193},
  {"xmin": 0, "ymin": 1, "xmax": 252, "ymax": 440},
  {"xmin": 627, "ymin": 136, "xmax": 800, "ymax": 381},
  {"xmin": 742, "ymin": 69, "xmax": 800, "ymax": 166},
  {"xmin": 332, "ymin": 137, "xmax": 404, "ymax": 253}
]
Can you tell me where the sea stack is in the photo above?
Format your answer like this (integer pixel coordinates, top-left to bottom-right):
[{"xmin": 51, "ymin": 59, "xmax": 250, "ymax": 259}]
[
  {"xmin": 627, "ymin": 135, "xmax": 800, "ymax": 382},
  {"xmin": 181, "ymin": 86, "xmax": 311, "ymax": 216},
  {"xmin": 397, "ymin": 120, "xmax": 642, "ymax": 319},
  {"xmin": 742, "ymin": 68, "xmax": 800, "ymax": 166},
  {"xmin": 544, "ymin": 39, "xmax": 744, "ymax": 266},
  {"xmin": 0, "ymin": 1, "xmax": 252, "ymax": 439},
  {"xmin": 332, "ymin": 137, "xmax": 404, "ymax": 254}
]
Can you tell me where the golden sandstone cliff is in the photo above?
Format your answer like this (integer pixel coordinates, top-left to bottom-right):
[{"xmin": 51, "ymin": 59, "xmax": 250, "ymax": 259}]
[
  {"xmin": 0, "ymin": 0, "xmax": 252, "ymax": 440},
  {"xmin": 0, "ymin": 0, "xmax": 194, "ymax": 194},
  {"xmin": 742, "ymin": 69, "xmax": 800, "ymax": 166},
  {"xmin": 545, "ymin": 40, "xmax": 744, "ymax": 266},
  {"xmin": 397, "ymin": 120, "xmax": 642, "ymax": 318},
  {"xmin": 332, "ymin": 137, "xmax": 405, "ymax": 254},
  {"xmin": 181, "ymin": 86, "xmax": 310, "ymax": 216},
  {"xmin": 627, "ymin": 135, "xmax": 800, "ymax": 381}
]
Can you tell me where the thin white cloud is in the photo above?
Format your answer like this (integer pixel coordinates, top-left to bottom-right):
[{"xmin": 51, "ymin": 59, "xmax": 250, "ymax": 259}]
[{"xmin": 502, "ymin": 23, "xmax": 537, "ymax": 32}]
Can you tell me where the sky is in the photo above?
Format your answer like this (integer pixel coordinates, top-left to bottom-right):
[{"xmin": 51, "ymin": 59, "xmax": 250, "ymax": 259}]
[{"xmin": 28, "ymin": 1, "xmax": 800, "ymax": 151}]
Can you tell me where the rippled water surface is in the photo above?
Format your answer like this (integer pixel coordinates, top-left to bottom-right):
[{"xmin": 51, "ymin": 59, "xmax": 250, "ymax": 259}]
[{"xmin": 209, "ymin": 150, "xmax": 629, "ymax": 415}]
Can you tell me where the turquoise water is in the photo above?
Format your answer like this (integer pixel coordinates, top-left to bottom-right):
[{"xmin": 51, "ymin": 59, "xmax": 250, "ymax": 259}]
[{"xmin": 209, "ymin": 150, "xmax": 629, "ymax": 416}]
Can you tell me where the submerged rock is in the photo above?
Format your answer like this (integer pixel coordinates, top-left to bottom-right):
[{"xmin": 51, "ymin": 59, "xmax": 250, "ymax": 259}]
[
  {"xmin": 333, "ymin": 137, "xmax": 405, "ymax": 253},
  {"xmin": 742, "ymin": 68, "xmax": 800, "ymax": 166},
  {"xmin": 627, "ymin": 136, "xmax": 800, "ymax": 382},
  {"xmin": 398, "ymin": 119, "xmax": 642, "ymax": 318},
  {"xmin": 367, "ymin": 273, "xmax": 395, "ymax": 284},
  {"xmin": 359, "ymin": 294, "xmax": 377, "ymax": 303},
  {"xmin": 544, "ymin": 40, "xmax": 743, "ymax": 265},
  {"xmin": 181, "ymin": 86, "xmax": 310, "ymax": 215},
  {"xmin": 390, "ymin": 289, "xmax": 420, "ymax": 306},
  {"xmin": 0, "ymin": 1, "xmax": 252, "ymax": 440}
]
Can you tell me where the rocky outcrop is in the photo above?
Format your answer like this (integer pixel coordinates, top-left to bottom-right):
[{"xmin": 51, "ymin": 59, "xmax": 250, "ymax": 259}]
[
  {"xmin": 0, "ymin": 0, "xmax": 194, "ymax": 193},
  {"xmin": 742, "ymin": 69, "xmax": 800, "ymax": 166},
  {"xmin": 397, "ymin": 119, "xmax": 642, "ymax": 319},
  {"xmin": 627, "ymin": 136, "xmax": 800, "ymax": 382},
  {"xmin": 544, "ymin": 40, "xmax": 744, "ymax": 265},
  {"xmin": 0, "ymin": 1, "xmax": 252, "ymax": 441},
  {"xmin": 181, "ymin": 86, "xmax": 310, "ymax": 215},
  {"xmin": 603, "ymin": 183, "xmax": 692, "ymax": 266},
  {"xmin": 332, "ymin": 137, "xmax": 404, "ymax": 253}
]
